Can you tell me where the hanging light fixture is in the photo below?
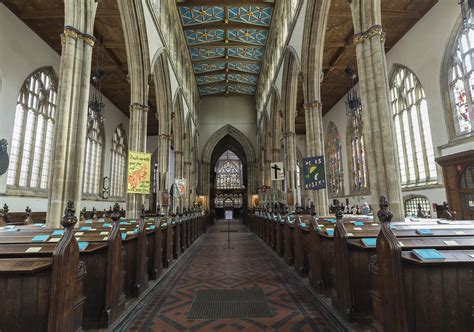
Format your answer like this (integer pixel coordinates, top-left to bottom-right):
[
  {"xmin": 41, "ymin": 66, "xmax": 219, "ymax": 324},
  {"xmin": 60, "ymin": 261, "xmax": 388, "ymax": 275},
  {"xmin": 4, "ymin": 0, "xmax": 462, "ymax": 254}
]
[
  {"xmin": 458, "ymin": 0, "xmax": 474, "ymax": 32},
  {"xmin": 344, "ymin": 64, "xmax": 362, "ymax": 119},
  {"xmin": 88, "ymin": 37, "xmax": 105, "ymax": 124}
]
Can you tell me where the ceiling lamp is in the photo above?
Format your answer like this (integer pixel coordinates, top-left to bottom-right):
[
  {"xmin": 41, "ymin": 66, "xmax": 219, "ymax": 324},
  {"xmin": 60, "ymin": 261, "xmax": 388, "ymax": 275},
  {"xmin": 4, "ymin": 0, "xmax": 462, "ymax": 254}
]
[
  {"xmin": 344, "ymin": 65, "xmax": 362, "ymax": 119},
  {"xmin": 88, "ymin": 38, "xmax": 105, "ymax": 124}
]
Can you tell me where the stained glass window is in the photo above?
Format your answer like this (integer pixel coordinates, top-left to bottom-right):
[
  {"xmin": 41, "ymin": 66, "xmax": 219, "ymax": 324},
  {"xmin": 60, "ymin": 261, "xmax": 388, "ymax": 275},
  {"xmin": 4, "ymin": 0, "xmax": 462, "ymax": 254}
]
[
  {"xmin": 348, "ymin": 114, "xmax": 369, "ymax": 193},
  {"xmin": 390, "ymin": 65, "xmax": 437, "ymax": 188},
  {"xmin": 325, "ymin": 122, "xmax": 344, "ymax": 196},
  {"xmin": 110, "ymin": 126, "xmax": 127, "ymax": 198},
  {"xmin": 215, "ymin": 150, "xmax": 243, "ymax": 189},
  {"xmin": 7, "ymin": 68, "xmax": 57, "ymax": 190},
  {"xmin": 448, "ymin": 15, "xmax": 474, "ymax": 135},
  {"xmin": 83, "ymin": 114, "xmax": 104, "ymax": 195}
]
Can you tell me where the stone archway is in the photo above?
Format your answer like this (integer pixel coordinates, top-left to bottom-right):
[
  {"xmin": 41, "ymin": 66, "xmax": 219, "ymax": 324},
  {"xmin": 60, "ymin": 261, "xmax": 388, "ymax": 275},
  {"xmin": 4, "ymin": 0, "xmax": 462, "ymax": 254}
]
[{"xmin": 201, "ymin": 125, "xmax": 256, "ymax": 210}]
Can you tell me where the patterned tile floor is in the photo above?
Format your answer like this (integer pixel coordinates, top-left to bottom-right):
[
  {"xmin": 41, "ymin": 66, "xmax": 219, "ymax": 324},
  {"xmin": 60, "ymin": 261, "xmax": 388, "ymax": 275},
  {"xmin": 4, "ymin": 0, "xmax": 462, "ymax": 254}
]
[{"xmin": 123, "ymin": 220, "xmax": 337, "ymax": 332}]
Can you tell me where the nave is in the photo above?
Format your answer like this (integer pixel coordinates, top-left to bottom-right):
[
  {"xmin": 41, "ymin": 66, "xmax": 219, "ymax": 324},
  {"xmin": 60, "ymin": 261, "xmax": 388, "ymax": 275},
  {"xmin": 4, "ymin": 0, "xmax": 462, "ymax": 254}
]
[{"xmin": 121, "ymin": 219, "xmax": 342, "ymax": 332}]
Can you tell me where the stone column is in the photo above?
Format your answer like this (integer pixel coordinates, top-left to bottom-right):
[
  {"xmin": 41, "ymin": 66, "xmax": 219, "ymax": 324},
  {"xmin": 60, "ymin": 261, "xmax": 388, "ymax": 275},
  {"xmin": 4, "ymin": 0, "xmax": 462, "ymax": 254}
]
[
  {"xmin": 184, "ymin": 161, "xmax": 192, "ymax": 208},
  {"xmin": 174, "ymin": 150, "xmax": 184, "ymax": 211},
  {"xmin": 304, "ymin": 100, "xmax": 328, "ymax": 216},
  {"xmin": 350, "ymin": 0, "xmax": 404, "ymax": 220},
  {"xmin": 127, "ymin": 104, "xmax": 148, "ymax": 218},
  {"xmin": 47, "ymin": 1, "xmax": 97, "ymax": 227},
  {"xmin": 284, "ymin": 131, "xmax": 297, "ymax": 210},
  {"xmin": 158, "ymin": 133, "xmax": 171, "ymax": 214}
]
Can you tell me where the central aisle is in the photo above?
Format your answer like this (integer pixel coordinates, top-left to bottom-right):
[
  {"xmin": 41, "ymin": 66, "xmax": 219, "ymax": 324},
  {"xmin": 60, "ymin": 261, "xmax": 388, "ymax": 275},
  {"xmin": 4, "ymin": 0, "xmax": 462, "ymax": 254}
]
[{"xmin": 125, "ymin": 220, "xmax": 337, "ymax": 331}]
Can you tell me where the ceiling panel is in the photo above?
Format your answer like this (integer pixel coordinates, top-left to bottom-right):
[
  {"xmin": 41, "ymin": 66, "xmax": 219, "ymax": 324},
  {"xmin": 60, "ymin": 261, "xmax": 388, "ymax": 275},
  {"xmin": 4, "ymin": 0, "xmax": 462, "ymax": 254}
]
[{"xmin": 177, "ymin": 1, "xmax": 275, "ymax": 97}]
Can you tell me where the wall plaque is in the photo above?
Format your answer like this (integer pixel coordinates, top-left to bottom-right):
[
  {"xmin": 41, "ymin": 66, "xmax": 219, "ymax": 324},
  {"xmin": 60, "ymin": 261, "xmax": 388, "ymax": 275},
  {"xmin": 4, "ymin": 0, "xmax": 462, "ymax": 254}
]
[{"xmin": 0, "ymin": 139, "xmax": 9, "ymax": 176}]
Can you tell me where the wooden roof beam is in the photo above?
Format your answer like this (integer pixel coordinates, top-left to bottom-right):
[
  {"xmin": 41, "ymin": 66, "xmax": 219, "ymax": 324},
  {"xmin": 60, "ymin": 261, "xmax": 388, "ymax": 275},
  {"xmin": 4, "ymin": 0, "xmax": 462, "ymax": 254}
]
[
  {"xmin": 329, "ymin": 9, "xmax": 421, "ymax": 20},
  {"xmin": 184, "ymin": 23, "xmax": 268, "ymax": 30},
  {"xmin": 198, "ymin": 81, "xmax": 256, "ymax": 88},
  {"xmin": 192, "ymin": 57, "xmax": 260, "ymax": 64},
  {"xmin": 177, "ymin": 1, "xmax": 274, "ymax": 7},
  {"xmin": 19, "ymin": 9, "xmax": 119, "ymax": 20}
]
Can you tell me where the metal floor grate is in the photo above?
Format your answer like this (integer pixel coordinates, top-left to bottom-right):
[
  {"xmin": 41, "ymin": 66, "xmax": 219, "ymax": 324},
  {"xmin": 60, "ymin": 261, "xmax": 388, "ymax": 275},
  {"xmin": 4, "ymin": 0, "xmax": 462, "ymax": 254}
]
[{"xmin": 187, "ymin": 288, "xmax": 274, "ymax": 320}]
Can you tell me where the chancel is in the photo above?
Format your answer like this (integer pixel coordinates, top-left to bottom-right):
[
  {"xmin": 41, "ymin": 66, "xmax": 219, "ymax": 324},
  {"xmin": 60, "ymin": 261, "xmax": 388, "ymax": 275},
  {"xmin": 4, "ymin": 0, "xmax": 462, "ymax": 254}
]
[{"xmin": 0, "ymin": 0, "xmax": 473, "ymax": 331}]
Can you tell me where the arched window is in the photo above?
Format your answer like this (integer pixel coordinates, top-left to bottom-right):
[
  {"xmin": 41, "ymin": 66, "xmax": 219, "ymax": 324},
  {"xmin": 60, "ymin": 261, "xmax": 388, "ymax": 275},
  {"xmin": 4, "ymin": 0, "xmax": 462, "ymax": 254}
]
[
  {"xmin": 215, "ymin": 150, "xmax": 243, "ymax": 189},
  {"xmin": 447, "ymin": 16, "xmax": 474, "ymax": 136},
  {"xmin": 7, "ymin": 67, "xmax": 57, "ymax": 190},
  {"xmin": 348, "ymin": 115, "xmax": 369, "ymax": 193},
  {"xmin": 82, "ymin": 115, "xmax": 104, "ymax": 195},
  {"xmin": 325, "ymin": 122, "xmax": 344, "ymax": 197},
  {"xmin": 404, "ymin": 195, "xmax": 431, "ymax": 218},
  {"xmin": 390, "ymin": 65, "xmax": 437, "ymax": 187},
  {"xmin": 110, "ymin": 126, "xmax": 127, "ymax": 198}
]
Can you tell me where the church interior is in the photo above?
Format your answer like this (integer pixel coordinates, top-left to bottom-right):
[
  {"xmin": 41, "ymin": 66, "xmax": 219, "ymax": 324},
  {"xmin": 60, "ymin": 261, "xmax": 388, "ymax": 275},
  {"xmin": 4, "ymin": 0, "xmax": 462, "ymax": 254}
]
[{"xmin": 0, "ymin": 0, "xmax": 473, "ymax": 330}]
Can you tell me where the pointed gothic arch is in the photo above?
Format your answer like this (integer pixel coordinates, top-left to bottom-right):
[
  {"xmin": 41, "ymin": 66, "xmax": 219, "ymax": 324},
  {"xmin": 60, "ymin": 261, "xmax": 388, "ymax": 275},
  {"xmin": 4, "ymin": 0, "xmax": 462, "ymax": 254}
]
[{"xmin": 201, "ymin": 125, "xmax": 256, "ymax": 209}]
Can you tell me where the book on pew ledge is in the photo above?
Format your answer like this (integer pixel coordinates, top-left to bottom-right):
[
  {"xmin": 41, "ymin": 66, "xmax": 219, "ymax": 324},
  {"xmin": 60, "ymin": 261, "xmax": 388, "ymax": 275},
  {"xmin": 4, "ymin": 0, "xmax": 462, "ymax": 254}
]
[
  {"xmin": 103, "ymin": 223, "xmax": 112, "ymax": 228},
  {"xmin": 416, "ymin": 228, "xmax": 433, "ymax": 236},
  {"xmin": 361, "ymin": 238, "xmax": 377, "ymax": 247},
  {"xmin": 85, "ymin": 220, "xmax": 93, "ymax": 224},
  {"xmin": 411, "ymin": 249, "xmax": 445, "ymax": 261},
  {"xmin": 326, "ymin": 229, "xmax": 334, "ymax": 236},
  {"xmin": 326, "ymin": 219, "xmax": 337, "ymax": 223},
  {"xmin": 32, "ymin": 234, "xmax": 49, "ymax": 242},
  {"xmin": 80, "ymin": 226, "xmax": 92, "ymax": 231},
  {"xmin": 51, "ymin": 230, "xmax": 64, "ymax": 236},
  {"xmin": 78, "ymin": 241, "xmax": 89, "ymax": 251},
  {"xmin": 353, "ymin": 221, "xmax": 365, "ymax": 226},
  {"xmin": 121, "ymin": 233, "xmax": 127, "ymax": 240}
]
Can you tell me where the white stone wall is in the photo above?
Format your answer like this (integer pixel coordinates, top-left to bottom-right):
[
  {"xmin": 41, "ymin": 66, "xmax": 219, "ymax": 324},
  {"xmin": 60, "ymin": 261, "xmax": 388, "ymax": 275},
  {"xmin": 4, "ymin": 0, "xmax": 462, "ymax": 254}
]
[
  {"xmin": 322, "ymin": 0, "xmax": 468, "ymax": 213},
  {"xmin": 198, "ymin": 95, "xmax": 257, "ymax": 158},
  {"xmin": 0, "ymin": 5, "xmax": 130, "ymax": 212}
]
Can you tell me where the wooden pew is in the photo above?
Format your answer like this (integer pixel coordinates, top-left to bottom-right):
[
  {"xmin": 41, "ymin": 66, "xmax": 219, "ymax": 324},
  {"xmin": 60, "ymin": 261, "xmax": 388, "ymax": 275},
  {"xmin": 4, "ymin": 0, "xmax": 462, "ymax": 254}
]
[
  {"xmin": 0, "ymin": 201, "xmax": 83, "ymax": 332},
  {"xmin": 284, "ymin": 213, "xmax": 295, "ymax": 266},
  {"xmin": 375, "ymin": 198, "xmax": 474, "ymax": 332}
]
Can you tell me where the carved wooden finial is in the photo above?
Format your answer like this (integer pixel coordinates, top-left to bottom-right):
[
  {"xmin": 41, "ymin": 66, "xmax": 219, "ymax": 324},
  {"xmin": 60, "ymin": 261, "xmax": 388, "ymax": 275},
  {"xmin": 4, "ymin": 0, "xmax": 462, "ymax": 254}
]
[
  {"xmin": 61, "ymin": 201, "xmax": 78, "ymax": 229},
  {"xmin": 377, "ymin": 196, "xmax": 393, "ymax": 222},
  {"xmin": 334, "ymin": 199, "xmax": 343, "ymax": 221},
  {"xmin": 111, "ymin": 203, "xmax": 121, "ymax": 222},
  {"xmin": 25, "ymin": 206, "xmax": 31, "ymax": 215},
  {"xmin": 3, "ymin": 204, "xmax": 9, "ymax": 214},
  {"xmin": 141, "ymin": 205, "xmax": 145, "ymax": 220}
]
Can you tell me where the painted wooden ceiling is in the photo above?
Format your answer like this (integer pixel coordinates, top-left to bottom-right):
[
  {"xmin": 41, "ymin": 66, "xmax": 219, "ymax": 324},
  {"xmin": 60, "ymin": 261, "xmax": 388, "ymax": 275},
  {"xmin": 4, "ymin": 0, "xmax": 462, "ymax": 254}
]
[{"xmin": 176, "ymin": 1, "xmax": 275, "ymax": 97}]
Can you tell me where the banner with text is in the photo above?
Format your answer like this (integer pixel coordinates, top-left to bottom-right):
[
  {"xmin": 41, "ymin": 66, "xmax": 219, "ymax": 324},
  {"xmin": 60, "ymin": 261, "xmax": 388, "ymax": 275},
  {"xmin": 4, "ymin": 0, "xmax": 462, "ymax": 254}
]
[
  {"xmin": 127, "ymin": 151, "xmax": 151, "ymax": 194},
  {"xmin": 303, "ymin": 156, "xmax": 326, "ymax": 190}
]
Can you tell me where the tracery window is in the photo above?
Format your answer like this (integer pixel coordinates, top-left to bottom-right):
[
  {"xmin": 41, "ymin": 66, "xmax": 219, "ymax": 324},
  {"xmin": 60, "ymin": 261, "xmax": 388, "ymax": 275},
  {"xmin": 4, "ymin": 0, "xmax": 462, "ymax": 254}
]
[
  {"xmin": 110, "ymin": 126, "xmax": 127, "ymax": 198},
  {"xmin": 82, "ymin": 114, "xmax": 104, "ymax": 195},
  {"xmin": 390, "ymin": 65, "xmax": 437, "ymax": 187},
  {"xmin": 448, "ymin": 15, "xmax": 474, "ymax": 136},
  {"xmin": 7, "ymin": 68, "xmax": 57, "ymax": 190},
  {"xmin": 348, "ymin": 114, "xmax": 369, "ymax": 193},
  {"xmin": 325, "ymin": 122, "xmax": 344, "ymax": 196},
  {"xmin": 215, "ymin": 150, "xmax": 243, "ymax": 189}
]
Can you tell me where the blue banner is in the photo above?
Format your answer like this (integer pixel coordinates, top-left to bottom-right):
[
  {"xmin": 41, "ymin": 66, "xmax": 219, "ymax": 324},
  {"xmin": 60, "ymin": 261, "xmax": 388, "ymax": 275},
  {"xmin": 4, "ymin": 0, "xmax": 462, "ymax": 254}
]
[{"xmin": 303, "ymin": 156, "xmax": 326, "ymax": 190}]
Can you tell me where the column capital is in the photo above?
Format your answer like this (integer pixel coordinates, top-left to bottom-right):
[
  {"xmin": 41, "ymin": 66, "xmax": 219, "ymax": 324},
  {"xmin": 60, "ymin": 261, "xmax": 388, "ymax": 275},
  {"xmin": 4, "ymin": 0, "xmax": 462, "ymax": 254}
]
[
  {"xmin": 129, "ymin": 103, "xmax": 149, "ymax": 112},
  {"xmin": 353, "ymin": 24, "xmax": 385, "ymax": 45},
  {"xmin": 272, "ymin": 149, "xmax": 280, "ymax": 153},
  {"xmin": 303, "ymin": 100, "xmax": 323, "ymax": 110},
  {"xmin": 61, "ymin": 26, "xmax": 96, "ymax": 47},
  {"xmin": 174, "ymin": 151, "xmax": 184, "ymax": 156},
  {"xmin": 159, "ymin": 133, "xmax": 171, "ymax": 140},
  {"xmin": 284, "ymin": 131, "xmax": 295, "ymax": 138}
]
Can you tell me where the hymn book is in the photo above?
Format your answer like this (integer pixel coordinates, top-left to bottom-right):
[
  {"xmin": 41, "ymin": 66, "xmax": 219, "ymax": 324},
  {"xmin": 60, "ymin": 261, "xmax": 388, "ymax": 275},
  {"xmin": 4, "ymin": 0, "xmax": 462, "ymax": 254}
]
[{"xmin": 411, "ymin": 249, "xmax": 445, "ymax": 261}]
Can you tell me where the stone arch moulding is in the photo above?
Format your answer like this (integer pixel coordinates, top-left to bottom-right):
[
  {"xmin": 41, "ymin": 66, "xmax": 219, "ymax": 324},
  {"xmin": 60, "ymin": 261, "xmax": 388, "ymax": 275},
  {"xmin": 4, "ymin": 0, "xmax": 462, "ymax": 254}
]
[{"xmin": 201, "ymin": 125, "xmax": 257, "ymax": 209}]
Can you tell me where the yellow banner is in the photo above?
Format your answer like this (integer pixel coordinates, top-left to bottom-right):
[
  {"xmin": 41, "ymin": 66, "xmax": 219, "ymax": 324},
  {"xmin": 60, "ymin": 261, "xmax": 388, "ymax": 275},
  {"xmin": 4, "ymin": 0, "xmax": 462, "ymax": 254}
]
[{"xmin": 127, "ymin": 151, "xmax": 151, "ymax": 194}]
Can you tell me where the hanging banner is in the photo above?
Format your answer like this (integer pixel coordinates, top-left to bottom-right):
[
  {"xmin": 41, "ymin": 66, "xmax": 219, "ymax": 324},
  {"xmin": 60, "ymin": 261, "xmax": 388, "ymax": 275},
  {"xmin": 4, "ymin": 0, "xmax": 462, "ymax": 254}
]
[
  {"xmin": 270, "ymin": 162, "xmax": 284, "ymax": 181},
  {"xmin": 174, "ymin": 179, "xmax": 187, "ymax": 197},
  {"xmin": 127, "ymin": 151, "xmax": 151, "ymax": 194},
  {"xmin": 303, "ymin": 156, "xmax": 326, "ymax": 190}
]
